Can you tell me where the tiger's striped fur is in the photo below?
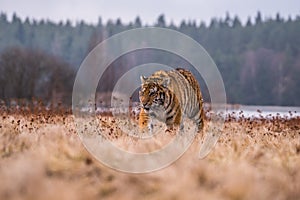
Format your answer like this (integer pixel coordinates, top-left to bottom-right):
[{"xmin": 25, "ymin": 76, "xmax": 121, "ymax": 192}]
[{"xmin": 139, "ymin": 68, "xmax": 204, "ymax": 133}]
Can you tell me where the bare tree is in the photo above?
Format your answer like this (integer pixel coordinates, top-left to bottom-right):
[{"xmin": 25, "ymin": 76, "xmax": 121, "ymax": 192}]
[{"xmin": 0, "ymin": 47, "xmax": 75, "ymax": 105}]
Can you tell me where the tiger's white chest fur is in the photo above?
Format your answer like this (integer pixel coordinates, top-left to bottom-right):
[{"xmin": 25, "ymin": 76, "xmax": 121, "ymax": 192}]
[{"xmin": 149, "ymin": 105, "xmax": 167, "ymax": 122}]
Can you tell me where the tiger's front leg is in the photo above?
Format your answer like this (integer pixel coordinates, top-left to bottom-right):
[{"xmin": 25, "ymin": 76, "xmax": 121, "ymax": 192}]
[
  {"xmin": 139, "ymin": 107, "xmax": 153, "ymax": 134},
  {"xmin": 165, "ymin": 108, "xmax": 182, "ymax": 134}
]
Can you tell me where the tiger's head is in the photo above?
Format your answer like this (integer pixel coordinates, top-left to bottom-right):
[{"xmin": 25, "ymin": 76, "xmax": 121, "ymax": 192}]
[{"xmin": 139, "ymin": 75, "xmax": 170, "ymax": 112}]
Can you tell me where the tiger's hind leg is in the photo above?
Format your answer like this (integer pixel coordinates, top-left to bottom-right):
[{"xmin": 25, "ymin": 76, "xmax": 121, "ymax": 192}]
[
  {"xmin": 194, "ymin": 108, "xmax": 204, "ymax": 133},
  {"xmin": 196, "ymin": 118, "xmax": 204, "ymax": 132}
]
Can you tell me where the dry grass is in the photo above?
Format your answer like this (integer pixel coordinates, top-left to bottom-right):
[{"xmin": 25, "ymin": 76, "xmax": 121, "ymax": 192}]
[{"xmin": 0, "ymin": 106, "xmax": 300, "ymax": 200}]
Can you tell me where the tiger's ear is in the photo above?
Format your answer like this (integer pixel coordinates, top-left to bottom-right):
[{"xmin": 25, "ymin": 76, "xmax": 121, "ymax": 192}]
[
  {"xmin": 140, "ymin": 76, "xmax": 147, "ymax": 83},
  {"xmin": 162, "ymin": 77, "xmax": 170, "ymax": 88}
]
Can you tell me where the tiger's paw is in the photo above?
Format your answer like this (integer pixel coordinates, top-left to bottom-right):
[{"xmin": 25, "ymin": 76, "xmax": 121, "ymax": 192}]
[{"xmin": 165, "ymin": 127, "xmax": 178, "ymax": 135}]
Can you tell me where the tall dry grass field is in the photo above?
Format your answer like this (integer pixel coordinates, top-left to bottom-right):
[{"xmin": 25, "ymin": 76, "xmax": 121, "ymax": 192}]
[{"xmin": 0, "ymin": 105, "xmax": 299, "ymax": 200}]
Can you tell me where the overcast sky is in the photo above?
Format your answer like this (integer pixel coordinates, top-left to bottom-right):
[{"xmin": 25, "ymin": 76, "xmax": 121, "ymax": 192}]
[{"xmin": 1, "ymin": 0, "xmax": 300, "ymax": 25}]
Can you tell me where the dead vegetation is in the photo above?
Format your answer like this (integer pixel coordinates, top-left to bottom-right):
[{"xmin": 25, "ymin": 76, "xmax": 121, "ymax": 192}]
[{"xmin": 0, "ymin": 104, "xmax": 299, "ymax": 200}]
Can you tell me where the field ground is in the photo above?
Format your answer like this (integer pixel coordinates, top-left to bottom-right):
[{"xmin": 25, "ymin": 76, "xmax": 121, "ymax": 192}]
[{"xmin": 0, "ymin": 109, "xmax": 300, "ymax": 200}]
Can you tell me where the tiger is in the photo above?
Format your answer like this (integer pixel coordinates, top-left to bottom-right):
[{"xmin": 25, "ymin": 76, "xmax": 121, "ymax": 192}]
[{"xmin": 138, "ymin": 68, "xmax": 204, "ymax": 133}]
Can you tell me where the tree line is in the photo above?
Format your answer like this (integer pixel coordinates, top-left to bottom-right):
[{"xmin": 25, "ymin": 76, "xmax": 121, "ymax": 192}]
[
  {"xmin": 0, "ymin": 47, "xmax": 74, "ymax": 106},
  {"xmin": 0, "ymin": 12, "xmax": 299, "ymax": 106}
]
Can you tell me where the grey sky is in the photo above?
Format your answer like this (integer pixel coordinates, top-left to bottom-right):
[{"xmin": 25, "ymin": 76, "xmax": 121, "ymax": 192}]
[{"xmin": 1, "ymin": 0, "xmax": 299, "ymax": 25}]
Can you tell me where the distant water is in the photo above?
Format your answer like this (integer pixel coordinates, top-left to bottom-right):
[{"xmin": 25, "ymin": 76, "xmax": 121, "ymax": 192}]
[
  {"xmin": 85, "ymin": 104, "xmax": 300, "ymax": 119},
  {"xmin": 222, "ymin": 105, "xmax": 300, "ymax": 119}
]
